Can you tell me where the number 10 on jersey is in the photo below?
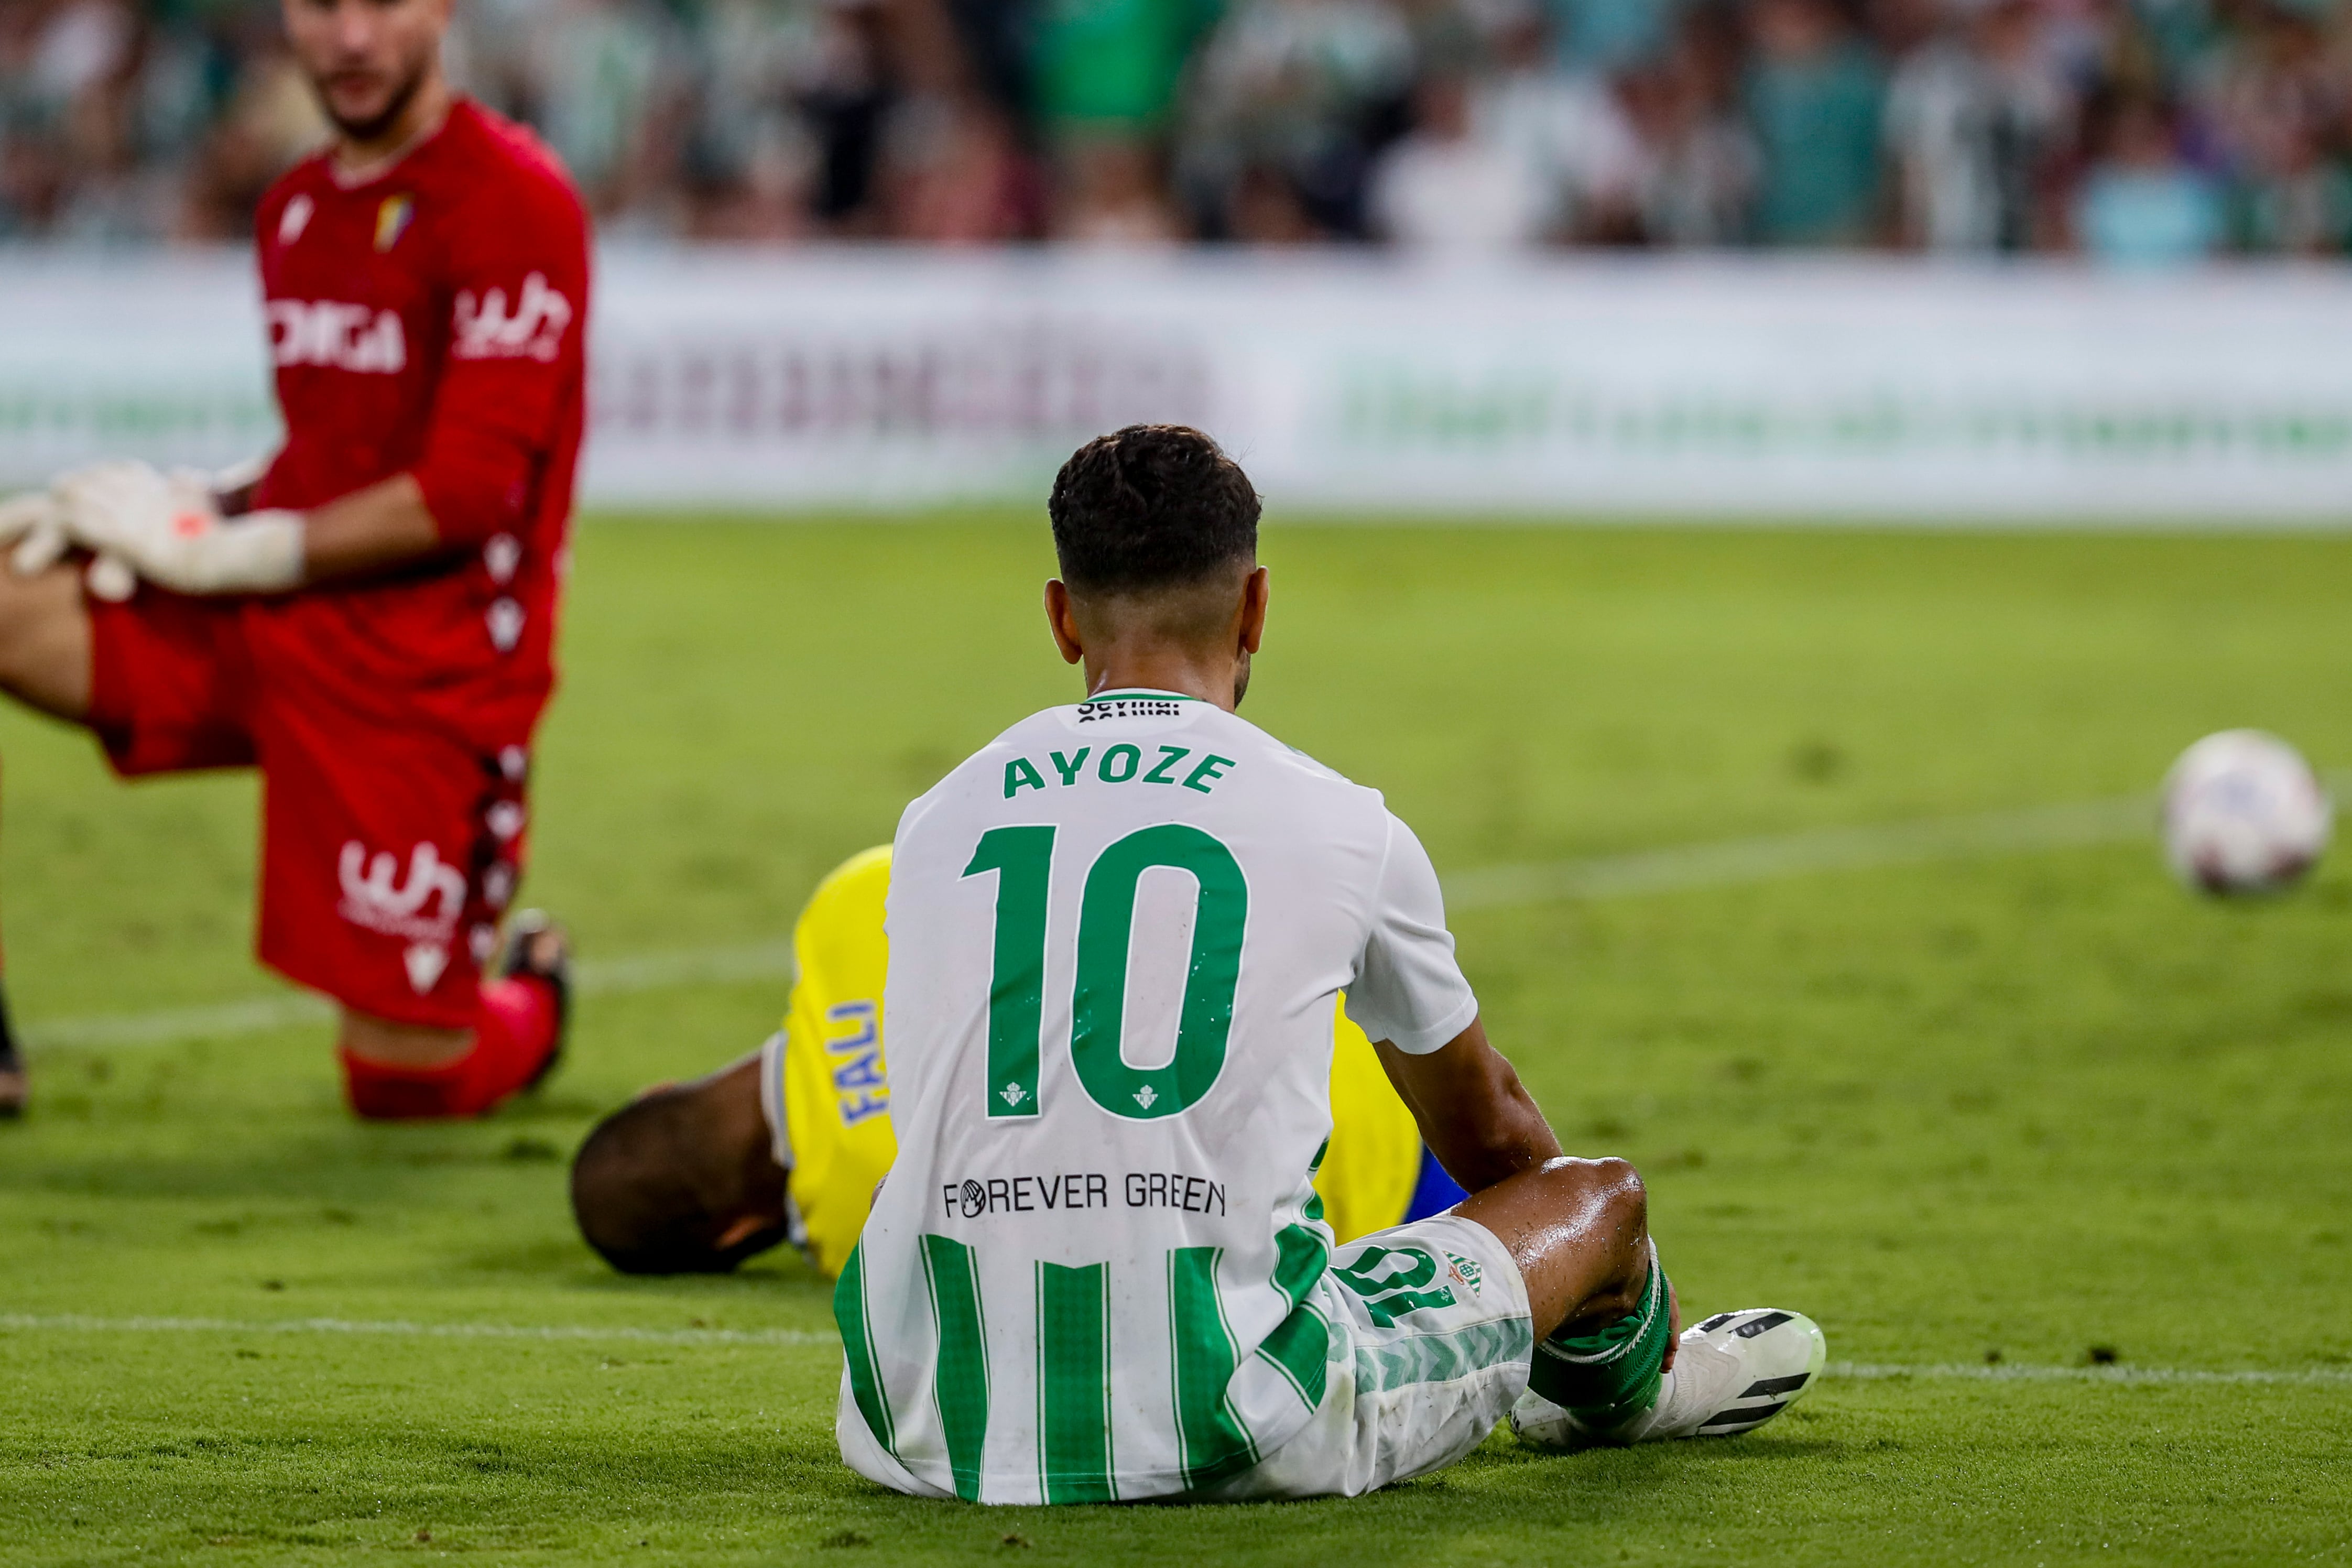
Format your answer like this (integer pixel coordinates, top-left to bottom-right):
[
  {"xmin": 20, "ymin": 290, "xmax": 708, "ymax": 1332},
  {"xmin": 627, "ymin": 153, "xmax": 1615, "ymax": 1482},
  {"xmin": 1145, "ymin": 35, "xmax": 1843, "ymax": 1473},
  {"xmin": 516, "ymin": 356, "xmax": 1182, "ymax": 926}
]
[{"xmin": 962, "ymin": 823, "xmax": 1249, "ymax": 1121}]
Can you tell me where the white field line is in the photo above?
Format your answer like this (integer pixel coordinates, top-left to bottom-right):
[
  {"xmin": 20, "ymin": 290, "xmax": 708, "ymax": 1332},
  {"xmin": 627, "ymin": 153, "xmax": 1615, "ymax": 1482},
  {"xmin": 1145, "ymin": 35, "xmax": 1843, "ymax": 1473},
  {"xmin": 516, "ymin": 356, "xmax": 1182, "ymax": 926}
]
[
  {"xmin": 1442, "ymin": 793, "xmax": 2159, "ymax": 912},
  {"xmin": 0, "ymin": 1314, "xmax": 2342, "ymax": 1387},
  {"xmin": 1826, "ymin": 1360, "xmax": 2352, "ymax": 1388},
  {"xmin": 0, "ymin": 1312, "xmax": 834, "ymax": 1348},
  {"xmin": 27, "ymin": 775, "xmax": 2348, "ymax": 1055},
  {"xmin": 20, "ymin": 940, "xmax": 798, "ymax": 1053}
]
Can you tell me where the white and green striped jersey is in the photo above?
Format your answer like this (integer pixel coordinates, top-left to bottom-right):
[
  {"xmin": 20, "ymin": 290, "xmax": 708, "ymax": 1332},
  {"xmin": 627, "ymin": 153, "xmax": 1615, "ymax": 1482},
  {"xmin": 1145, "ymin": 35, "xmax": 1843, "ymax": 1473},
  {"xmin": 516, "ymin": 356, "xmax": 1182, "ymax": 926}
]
[{"xmin": 836, "ymin": 689, "xmax": 1478, "ymax": 1503}]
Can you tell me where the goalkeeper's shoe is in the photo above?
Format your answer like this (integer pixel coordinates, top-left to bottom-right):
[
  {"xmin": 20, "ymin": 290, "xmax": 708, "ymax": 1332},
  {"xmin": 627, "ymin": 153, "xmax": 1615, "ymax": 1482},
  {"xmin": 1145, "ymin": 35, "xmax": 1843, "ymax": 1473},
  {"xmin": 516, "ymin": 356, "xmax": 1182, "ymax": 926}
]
[
  {"xmin": 499, "ymin": 911, "xmax": 571, "ymax": 1092},
  {"xmin": 1512, "ymin": 1308, "xmax": 1826, "ymax": 1448}
]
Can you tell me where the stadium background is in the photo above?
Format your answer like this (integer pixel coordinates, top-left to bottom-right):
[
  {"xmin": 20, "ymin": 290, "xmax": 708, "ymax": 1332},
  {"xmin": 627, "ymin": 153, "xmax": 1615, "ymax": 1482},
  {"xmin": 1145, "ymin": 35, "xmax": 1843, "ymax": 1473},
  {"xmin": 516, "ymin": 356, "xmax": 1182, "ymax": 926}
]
[
  {"xmin": 3, "ymin": 0, "xmax": 2351, "ymax": 1562},
  {"xmin": 12, "ymin": 1, "xmax": 2352, "ymax": 519},
  {"xmin": 7, "ymin": 0, "xmax": 2352, "ymax": 257}
]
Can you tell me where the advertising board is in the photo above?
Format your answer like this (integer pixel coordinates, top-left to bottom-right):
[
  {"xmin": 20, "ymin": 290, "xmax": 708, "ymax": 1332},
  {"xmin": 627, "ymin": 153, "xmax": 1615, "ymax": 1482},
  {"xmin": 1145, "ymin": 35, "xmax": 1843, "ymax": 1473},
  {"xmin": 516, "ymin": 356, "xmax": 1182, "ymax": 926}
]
[{"xmin": 4, "ymin": 249, "xmax": 2348, "ymax": 522}]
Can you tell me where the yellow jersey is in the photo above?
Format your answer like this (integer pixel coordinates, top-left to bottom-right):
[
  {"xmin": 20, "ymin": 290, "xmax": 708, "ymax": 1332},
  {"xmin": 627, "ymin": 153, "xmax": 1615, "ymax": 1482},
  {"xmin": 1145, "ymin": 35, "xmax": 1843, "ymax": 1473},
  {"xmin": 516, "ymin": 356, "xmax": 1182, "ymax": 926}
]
[{"xmin": 759, "ymin": 846, "xmax": 1458, "ymax": 1279}]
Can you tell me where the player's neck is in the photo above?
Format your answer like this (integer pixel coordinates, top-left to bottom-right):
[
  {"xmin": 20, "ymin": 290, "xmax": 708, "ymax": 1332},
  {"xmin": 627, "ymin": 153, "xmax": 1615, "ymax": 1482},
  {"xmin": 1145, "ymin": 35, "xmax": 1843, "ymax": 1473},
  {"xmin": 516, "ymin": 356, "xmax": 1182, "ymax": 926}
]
[
  {"xmin": 331, "ymin": 73, "xmax": 454, "ymax": 183},
  {"xmin": 1079, "ymin": 650, "xmax": 1238, "ymax": 713}
]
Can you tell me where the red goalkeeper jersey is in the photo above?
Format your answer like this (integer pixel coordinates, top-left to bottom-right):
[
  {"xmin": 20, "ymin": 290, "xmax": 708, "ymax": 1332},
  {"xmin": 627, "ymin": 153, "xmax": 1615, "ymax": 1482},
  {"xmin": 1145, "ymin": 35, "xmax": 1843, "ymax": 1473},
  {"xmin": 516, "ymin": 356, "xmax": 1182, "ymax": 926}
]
[{"xmin": 248, "ymin": 99, "xmax": 590, "ymax": 750}]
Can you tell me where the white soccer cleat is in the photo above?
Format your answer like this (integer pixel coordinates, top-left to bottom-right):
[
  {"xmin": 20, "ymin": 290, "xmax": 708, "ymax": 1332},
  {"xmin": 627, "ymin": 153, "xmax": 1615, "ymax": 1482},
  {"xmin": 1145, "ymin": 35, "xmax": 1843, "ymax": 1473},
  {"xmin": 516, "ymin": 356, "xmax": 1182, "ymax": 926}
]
[{"xmin": 1511, "ymin": 1308, "xmax": 1826, "ymax": 1449}]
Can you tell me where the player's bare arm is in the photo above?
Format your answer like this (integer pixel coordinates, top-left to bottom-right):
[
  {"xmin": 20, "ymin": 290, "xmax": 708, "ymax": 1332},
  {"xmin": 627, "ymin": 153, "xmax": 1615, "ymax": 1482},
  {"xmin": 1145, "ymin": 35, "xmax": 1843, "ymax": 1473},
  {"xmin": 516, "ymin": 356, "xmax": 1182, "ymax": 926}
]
[
  {"xmin": 297, "ymin": 473, "xmax": 447, "ymax": 582},
  {"xmin": 1373, "ymin": 1017, "xmax": 1559, "ymax": 1189},
  {"xmin": 0, "ymin": 556, "xmax": 93, "ymax": 723},
  {"xmin": 7, "ymin": 463, "xmax": 454, "ymax": 603},
  {"xmin": 1376, "ymin": 1021, "xmax": 1676, "ymax": 1358}
]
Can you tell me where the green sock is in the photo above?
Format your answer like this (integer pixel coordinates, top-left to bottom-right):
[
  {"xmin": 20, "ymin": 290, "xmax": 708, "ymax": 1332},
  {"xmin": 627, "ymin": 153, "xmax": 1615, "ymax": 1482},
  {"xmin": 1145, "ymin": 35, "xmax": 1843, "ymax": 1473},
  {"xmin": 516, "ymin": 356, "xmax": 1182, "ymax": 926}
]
[{"xmin": 1526, "ymin": 1244, "xmax": 1672, "ymax": 1429}]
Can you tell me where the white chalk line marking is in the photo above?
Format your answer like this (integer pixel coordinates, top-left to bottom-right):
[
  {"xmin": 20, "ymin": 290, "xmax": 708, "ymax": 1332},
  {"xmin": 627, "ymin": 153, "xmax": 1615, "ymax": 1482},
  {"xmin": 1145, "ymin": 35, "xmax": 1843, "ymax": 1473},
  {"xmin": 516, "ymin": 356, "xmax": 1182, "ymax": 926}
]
[
  {"xmin": 1826, "ymin": 1360, "xmax": 2352, "ymax": 1388},
  {"xmin": 21, "ymin": 940, "xmax": 797, "ymax": 1053},
  {"xmin": 25, "ymin": 773, "xmax": 2345, "ymax": 1054},
  {"xmin": 1443, "ymin": 794, "xmax": 2158, "ymax": 912},
  {"xmin": 0, "ymin": 1312, "xmax": 834, "ymax": 1348},
  {"xmin": 0, "ymin": 1315, "xmax": 2340, "ymax": 1386}
]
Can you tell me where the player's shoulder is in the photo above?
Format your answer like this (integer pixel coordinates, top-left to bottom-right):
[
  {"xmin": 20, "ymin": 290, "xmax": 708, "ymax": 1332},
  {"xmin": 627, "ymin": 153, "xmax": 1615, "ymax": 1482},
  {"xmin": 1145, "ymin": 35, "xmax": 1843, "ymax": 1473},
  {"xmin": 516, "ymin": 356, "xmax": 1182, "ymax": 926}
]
[
  {"xmin": 253, "ymin": 147, "xmax": 334, "ymax": 239},
  {"xmin": 1237, "ymin": 720, "xmax": 1371, "ymax": 793},
  {"xmin": 1188, "ymin": 702, "xmax": 1388, "ymax": 807},
  {"xmin": 435, "ymin": 100, "xmax": 589, "ymax": 225}
]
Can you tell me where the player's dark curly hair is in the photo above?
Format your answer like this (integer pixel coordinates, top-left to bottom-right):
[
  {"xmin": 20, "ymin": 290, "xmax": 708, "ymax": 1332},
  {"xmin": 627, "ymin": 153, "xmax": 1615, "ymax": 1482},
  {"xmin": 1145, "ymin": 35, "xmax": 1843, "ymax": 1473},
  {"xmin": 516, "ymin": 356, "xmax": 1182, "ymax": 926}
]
[{"xmin": 1049, "ymin": 425, "xmax": 1260, "ymax": 594}]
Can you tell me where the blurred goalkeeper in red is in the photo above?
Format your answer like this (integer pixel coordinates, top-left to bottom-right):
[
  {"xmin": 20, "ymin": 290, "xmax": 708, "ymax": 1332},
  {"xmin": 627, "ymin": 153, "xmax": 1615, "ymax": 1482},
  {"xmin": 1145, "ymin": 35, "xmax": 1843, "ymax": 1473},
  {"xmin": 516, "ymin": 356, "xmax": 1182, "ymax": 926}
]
[{"xmin": 0, "ymin": 0, "xmax": 587, "ymax": 1120}]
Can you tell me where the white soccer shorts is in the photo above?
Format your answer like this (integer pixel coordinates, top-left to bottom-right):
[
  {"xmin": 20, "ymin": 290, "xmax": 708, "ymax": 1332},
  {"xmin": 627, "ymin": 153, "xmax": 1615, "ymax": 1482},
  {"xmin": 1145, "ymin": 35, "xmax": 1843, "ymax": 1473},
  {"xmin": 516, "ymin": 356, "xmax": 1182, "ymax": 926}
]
[
  {"xmin": 1201, "ymin": 1212, "xmax": 1533, "ymax": 1501},
  {"xmin": 834, "ymin": 1212, "xmax": 1531, "ymax": 1504}
]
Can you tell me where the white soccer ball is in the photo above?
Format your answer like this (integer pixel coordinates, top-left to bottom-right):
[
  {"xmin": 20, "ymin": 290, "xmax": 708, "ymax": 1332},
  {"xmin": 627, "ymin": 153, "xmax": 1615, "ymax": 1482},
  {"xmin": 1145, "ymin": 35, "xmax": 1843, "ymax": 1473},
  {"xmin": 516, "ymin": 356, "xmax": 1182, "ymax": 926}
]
[{"xmin": 2161, "ymin": 730, "xmax": 2332, "ymax": 895}]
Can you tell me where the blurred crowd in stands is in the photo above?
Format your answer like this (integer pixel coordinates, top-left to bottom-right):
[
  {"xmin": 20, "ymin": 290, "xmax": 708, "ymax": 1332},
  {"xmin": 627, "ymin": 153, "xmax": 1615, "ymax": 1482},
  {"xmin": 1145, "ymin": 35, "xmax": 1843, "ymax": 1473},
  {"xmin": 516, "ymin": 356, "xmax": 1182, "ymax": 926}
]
[{"xmin": 4, "ymin": 0, "xmax": 2350, "ymax": 262}]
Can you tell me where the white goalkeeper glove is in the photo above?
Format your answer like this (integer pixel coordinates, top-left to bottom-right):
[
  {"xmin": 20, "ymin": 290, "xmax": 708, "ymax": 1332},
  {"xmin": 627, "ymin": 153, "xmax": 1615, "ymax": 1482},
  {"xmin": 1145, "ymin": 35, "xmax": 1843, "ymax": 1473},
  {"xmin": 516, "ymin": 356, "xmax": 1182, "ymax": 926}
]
[
  {"xmin": 49, "ymin": 460, "xmax": 305, "ymax": 596},
  {"xmin": 0, "ymin": 490, "xmax": 57, "ymax": 563},
  {"xmin": 0, "ymin": 486, "xmax": 138, "ymax": 601}
]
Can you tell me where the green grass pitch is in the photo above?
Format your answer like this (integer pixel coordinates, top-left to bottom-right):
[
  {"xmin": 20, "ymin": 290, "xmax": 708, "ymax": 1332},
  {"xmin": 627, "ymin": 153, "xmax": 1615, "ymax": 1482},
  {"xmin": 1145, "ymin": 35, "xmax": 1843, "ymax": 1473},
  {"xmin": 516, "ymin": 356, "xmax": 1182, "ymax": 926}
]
[{"xmin": 3, "ymin": 518, "xmax": 2349, "ymax": 1565}]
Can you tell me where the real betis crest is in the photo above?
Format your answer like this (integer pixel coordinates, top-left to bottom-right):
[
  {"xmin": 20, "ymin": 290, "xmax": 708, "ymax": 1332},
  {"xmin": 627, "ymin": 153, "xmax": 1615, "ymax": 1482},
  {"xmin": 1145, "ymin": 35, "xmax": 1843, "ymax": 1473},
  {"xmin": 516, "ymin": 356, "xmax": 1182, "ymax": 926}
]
[{"xmin": 1445, "ymin": 1251, "xmax": 1484, "ymax": 1295}]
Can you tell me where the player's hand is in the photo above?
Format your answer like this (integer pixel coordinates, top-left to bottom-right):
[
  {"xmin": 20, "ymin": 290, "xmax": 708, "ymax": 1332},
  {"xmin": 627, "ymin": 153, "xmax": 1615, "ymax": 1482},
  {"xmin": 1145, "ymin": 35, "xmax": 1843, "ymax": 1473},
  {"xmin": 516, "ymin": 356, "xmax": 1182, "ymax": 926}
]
[
  {"xmin": 0, "ymin": 486, "xmax": 136, "ymax": 598},
  {"xmin": 50, "ymin": 460, "xmax": 305, "ymax": 596}
]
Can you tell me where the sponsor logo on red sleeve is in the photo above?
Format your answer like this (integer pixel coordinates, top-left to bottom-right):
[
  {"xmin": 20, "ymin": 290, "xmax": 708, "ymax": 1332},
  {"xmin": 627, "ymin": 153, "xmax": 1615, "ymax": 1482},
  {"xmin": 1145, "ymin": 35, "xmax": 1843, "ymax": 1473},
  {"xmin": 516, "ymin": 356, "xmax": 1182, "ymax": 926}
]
[{"xmin": 452, "ymin": 271, "xmax": 573, "ymax": 363}]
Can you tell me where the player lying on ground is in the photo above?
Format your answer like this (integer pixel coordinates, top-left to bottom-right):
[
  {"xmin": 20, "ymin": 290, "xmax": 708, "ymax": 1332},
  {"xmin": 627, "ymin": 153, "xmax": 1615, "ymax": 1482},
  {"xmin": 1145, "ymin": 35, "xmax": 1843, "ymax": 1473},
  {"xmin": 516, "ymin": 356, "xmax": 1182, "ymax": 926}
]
[
  {"xmin": 827, "ymin": 425, "xmax": 1825, "ymax": 1504},
  {"xmin": 569, "ymin": 846, "xmax": 1471, "ymax": 1277},
  {"xmin": 0, "ymin": 0, "xmax": 584, "ymax": 1120}
]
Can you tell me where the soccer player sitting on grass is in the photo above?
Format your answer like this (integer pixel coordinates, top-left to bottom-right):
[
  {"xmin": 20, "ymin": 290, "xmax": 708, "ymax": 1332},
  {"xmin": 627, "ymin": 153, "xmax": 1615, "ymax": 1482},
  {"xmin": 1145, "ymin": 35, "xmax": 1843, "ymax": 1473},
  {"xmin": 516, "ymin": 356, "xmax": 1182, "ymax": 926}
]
[
  {"xmin": 0, "ymin": 0, "xmax": 582, "ymax": 1120},
  {"xmin": 826, "ymin": 424, "xmax": 1823, "ymax": 1502},
  {"xmin": 569, "ymin": 845, "xmax": 1471, "ymax": 1278}
]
